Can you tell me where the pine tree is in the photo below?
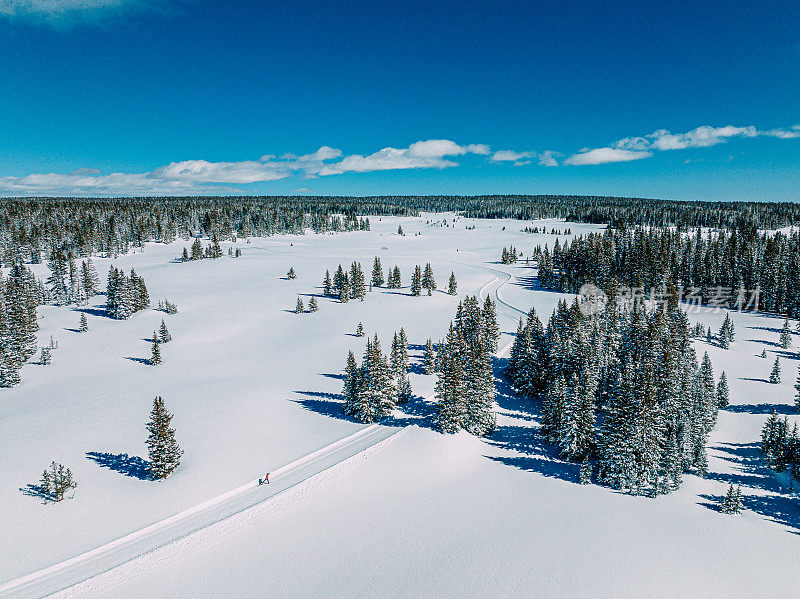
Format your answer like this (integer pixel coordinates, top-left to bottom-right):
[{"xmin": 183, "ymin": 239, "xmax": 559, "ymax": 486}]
[
  {"xmin": 423, "ymin": 339, "xmax": 435, "ymax": 374},
  {"xmin": 770, "ymin": 357, "xmax": 781, "ymax": 384},
  {"xmin": 716, "ymin": 371, "xmax": 729, "ymax": 408},
  {"xmin": 295, "ymin": 297, "xmax": 304, "ymax": 313},
  {"xmin": 146, "ymin": 396, "xmax": 183, "ymax": 479},
  {"xmin": 287, "ymin": 267, "xmax": 297, "ymax": 280},
  {"xmin": 151, "ymin": 332, "xmax": 162, "ymax": 365},
  {"xmin": 397, "ymin": 225, "xmax": 404, "ymax": 235},
  {"xmin": 309, "ymin": 296, "xmax": 318, "ymax": 312},
  {"xmin": 191, "ymin": 238, "xmax": 203, "ymax": 260},
  {"xmin": 182, "ymin": 247, "xmax": 189, "ymax": 261},
  {"xmin": 0, "ymin": 348, "xmax": 21, "ymax": 387},
  {"xmin": 390, "ymin": 266, "xmax": 402, "ymax": 289},
  {"xmin": 780, "ymin": 318, "xmax": 792, "ymax": 349},
  {"xmin": 159, "ymin": 319, "xmax": 171, "ymax": 343},
  {"xmin": 78, "ymin": 313, "xmax": 89, "ymax": 332},
  {"xmin": 579, "ymin": 459, "xmax": 592, "ymax": 484},
  {"xmin": 410, "ymin": 266, "xmax": 422, "ymax": 296},
  {"xmin": 342, "ymin": 350, "xmax": 360, "ymax": 407},
  {"xmin": 448, "ymin": 271, "xmax": 457, "ymax": 295},
  {"xmin": 209, "ymin": 234, "xmax": 223, "ymax": 258},
  {"xmin": 356, "ymin": 322, "xmax": 364, "ymax": 337},
  {"xmin": 80, "ymin": 259, "xmax": 100, "ymax": 297},
  {"xmin": 482, "ymin": 296, "xmax": 499, "ymax": 352},
  {"xmin": 40, "ymin": 347, "xmax": 51, "ymax": 365},
  {"xmin": 372, "ymin": 257, "xmax": 384, "ymax": 287},
  {"xmin": 720, "ymin": 484, "xmax": 744, "ymax": 514},
  {"xmin": 39, "ymin": 461, "xmax": 77, "ymax": 502},
  {"xmin": 760, "ymin": 348, "xmax": 768, "ymax": 358},
  {"xmin": 795, "ymin": 366, "xmax": 800, "ymax": 411},
  {"xmin": 422, "ymin": 263, "xmax": 436, "ymax": 294},
  {"xmin": 323, "ymin": 270, "xmax": 332, "ymax": 296}
]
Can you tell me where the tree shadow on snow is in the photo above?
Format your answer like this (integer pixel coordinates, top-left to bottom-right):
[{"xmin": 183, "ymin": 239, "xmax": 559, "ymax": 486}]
[
  {"xmin": 293, "ymin": 388, "xmax": 436, "ymax": 429},
  {"xmin": 64, "ymin": 327, "xmax": 83, "ymax": 333},
  {"xmin": 74, "ymin": 306, "xmax": 112, "ymax": 319},
  {"xmin": 19, "ymin": 482, "xmax": 49, "ymax": 502},
  {"xmin": 86, "ymin": 452, "xmax": 151, "ymax": 480},
  {"xmin": 706, "ymin": 442, "xmax": 783, "ymax": 493},
  {"xmin": 483, "ymin": 356, "xmax": 578, "ymax": 484},
  {"xmin": 738, "ymin": 377, "xmax": 771, "ymax": 384},
  {"xmin": 124, "ymin": 356, "xmax": 152, "ymax": 365},
  {"xmin": 320, "ymin": 372, "xmax": 345, "ymax": 380},
  {"xmin": 723, "ymin": 403, "xmax": 796, "ymax": 415},
  {"xmin": 698, "ymin": 490, "xmax": 800, "ymax": 534}
]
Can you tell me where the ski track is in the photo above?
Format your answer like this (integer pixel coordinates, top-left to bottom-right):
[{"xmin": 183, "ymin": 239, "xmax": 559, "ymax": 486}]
[{"xmin": 1, "ymin": 260, "xmax": 521, "ymax": 599}]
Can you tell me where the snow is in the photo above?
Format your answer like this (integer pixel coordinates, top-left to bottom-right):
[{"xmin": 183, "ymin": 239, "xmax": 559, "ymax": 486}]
[{"xmin": 3, "ymin": 212, "xmax": 800, "ymax": 598}]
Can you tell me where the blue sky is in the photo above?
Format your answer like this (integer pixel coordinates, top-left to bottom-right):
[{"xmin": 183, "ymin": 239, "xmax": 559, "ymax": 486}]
[{"xmin": 0, "ymin": 0, "xmax": 798, "ymax": 200}]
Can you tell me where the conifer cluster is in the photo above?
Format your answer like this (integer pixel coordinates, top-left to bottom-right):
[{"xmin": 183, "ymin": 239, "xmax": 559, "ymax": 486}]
[
  {"xmin": 536, "ymin": 225, "xmax": 800, "ymax": 317},
  {"xmin": 0, "ymin": 263, "xmax": 42, "ymax": 387},
  {"xmin": 507, "ymin": 298, "xmax": 723, "ymax": 495},
  {"xmin": 324, "ymin": 262, "xmax": 367, "ymax": 302},
  {"xmin": 434, "ymin": 296, "xmax": 499, "ymax": 436},
  {"xmin": 106, "ymin": 266, "xmax": 150, "ymax": 319},
  {"xmin": 501, "ymin": 246, "xmax": 518, "ymax": 264}
]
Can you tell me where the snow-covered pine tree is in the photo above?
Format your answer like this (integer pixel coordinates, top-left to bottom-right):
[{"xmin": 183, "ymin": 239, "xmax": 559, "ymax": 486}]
[
  {"xmin": 40, "ymin": 347, "xmax": 51, "ymax": 365},
  {"xmin": 716, "ymin": 371, "xmax": 729, "ymax": 408},
  {"xmin": 80, "ymin": 259, "xmax": 100, "ymax": 297},
  {"xmin": 434, "ymin": 324, "xmax": 467, "ymax": 433},
  {"xmin": 191, "ymin": 238, "xmax": 203, "ymax": 260},
  {"xmin": 309, "ymin": 296, "xmax": 318, "ymax": 312},
  {"xmin": 339, "ymin": 279, "xmax": 350, "ymax": 303},
  {"xmin": 795, "ymin": 366, "xmax": 800, "ymax": 410},
  {"xmin": 780, "ymin": 318, "xmax": 792, "ymax": 349},
  {"xmin": 146, "ymin": 396, "xmax": 183, "ymax": 479},
  {"xmin": 760, "ymin": 348, "xmax": 768, "ymax": 358},
  {"xmin": 323, "ymin": 270, "xmax": 332, "ymax": 296},
  {"xmin": 482, "ymin": 295, "xmax": 499, "ymax": 352},
  {"xmin": 396, "ymin": 369, "xmax": 412, "ymax": 404},
  {"xmin": 448, "ymin": 271, "xmax": 457, "ymax": 295},
  {"xmin": 151, "ymin": 332, "xmax": 162, "ymax": 365},
  {"xmin": 423, "ymin": 338, "xmax": 435, "ymax": 374},
  {"xmin": 0, "ymin": 347, "xmax": 21, "ymax": 387},
  {"xmin": 295, "ymin": 297, "xmax": 304, "ymax": 313},
  {"xmin": 159, "ymin": 319, "xmax": 171, "ymax": 343},
  {"xmin": 209, "ymin": 234, "xmax": 223, "ymax": 259},
  {"xmin": 372, "ymin": 257, "xmax": 384, "ymax": 287},
  {"xmin": 770, "ymin": 357, "xmax": 781, "ymax": 384},
  {"xmin": 391, "ymin": 266, "xmax": 402, "ymax": 288},
  {"xmin": 182, "ymin": 247, "xmax": 189, "ymax": 261},
  {"xmin": 287, "ymin": 267, "xmax": 297, "ymax": 279},
  {"xmin": 410, "ymin": 266, "xmax": 422, "ymax": 296},
  {"xmin": 422, "ymin": 263, "xmax": 436, "ymax": 294},
  {"xmin": 46, "ymin": 249, "xmax": 68, "ymax": 305},
  {"xmin": 350, "ymin": 262, "xmax": 366, "ymax": 299},
  {"xmin": 356, "ymin": 322, "xmax": 364, "ymax": 337},
  {"xmin": 342, "ymin": 350, "xmax": 360, "ymax": 409},
  {"xmin": 79, "ymin": 313, "xmax": 89, "ymax": 332}
]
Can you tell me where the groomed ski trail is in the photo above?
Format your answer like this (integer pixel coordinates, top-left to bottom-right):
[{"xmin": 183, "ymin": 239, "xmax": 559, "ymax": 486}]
[{"xmin": 1, "ymin": 260, "xmax": 522, "ymax": 599}]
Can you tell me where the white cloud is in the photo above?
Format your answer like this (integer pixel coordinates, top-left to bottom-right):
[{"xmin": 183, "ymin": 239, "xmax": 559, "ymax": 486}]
[
  {"xmin": 0, "ymin": 172, "xmax": 234, "ymax": 197},
  {"xmin": 564, "ymin": 147, "xmax": 652, "ymax": 166},
  {"xmin": 70, "ymin": 167, "xmax": 102, "ymax": 175},
  {"xmin": 648, "ymin": 125, "xmax": 757, "ymax": 151},
  {"xmin": 765, "ymin": 125, "xmax": 800, "ymax": 139},
  {"xmin": 491, "ymin": 150, "xmax": 535, "ymax": 163},
  {"xmin": 492, "ymin": 149, "xmax": 560, "ymax": 167},
  {"xmin": 566, "ymin": 123, "xmax": 800, "ymax": 166},
  {"xmin": 149, "ymin": 159, "xmax": 290, "ymax": 184},
  {"xmin": 537, "ymin": 151, "xmax": 561, "ymax": 167},
  {"xmin": 317, "ymin": 139, "xmax": 489, "ymax": 175}
]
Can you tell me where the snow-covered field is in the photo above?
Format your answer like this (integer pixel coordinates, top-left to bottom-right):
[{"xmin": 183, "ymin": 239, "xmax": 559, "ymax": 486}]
[{"xmin": 3, "ymin": 213, "xmax": 800, "ymax": 598}]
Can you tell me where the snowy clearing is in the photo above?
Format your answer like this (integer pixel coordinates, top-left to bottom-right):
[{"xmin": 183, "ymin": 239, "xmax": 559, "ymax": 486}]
[{"xmin": 2, "ymin": 213, "xmax": 800, "ymax": 598}]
